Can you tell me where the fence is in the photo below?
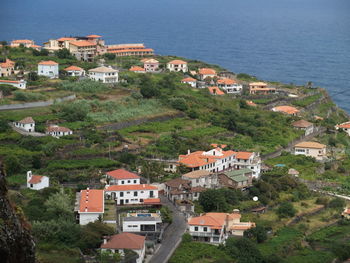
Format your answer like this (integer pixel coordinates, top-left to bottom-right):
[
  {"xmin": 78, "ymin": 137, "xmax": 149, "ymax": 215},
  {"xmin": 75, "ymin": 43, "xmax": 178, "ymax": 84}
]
[{"xmin": 0, "ymin": 94, "xmax": 76, "ymax": 111}]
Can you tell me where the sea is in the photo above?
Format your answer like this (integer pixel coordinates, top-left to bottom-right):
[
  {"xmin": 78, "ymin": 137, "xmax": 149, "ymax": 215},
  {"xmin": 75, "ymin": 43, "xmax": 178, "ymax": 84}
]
[{"xmin": 1, "ymin": 0, "xmax": 350, "ymax": 111}]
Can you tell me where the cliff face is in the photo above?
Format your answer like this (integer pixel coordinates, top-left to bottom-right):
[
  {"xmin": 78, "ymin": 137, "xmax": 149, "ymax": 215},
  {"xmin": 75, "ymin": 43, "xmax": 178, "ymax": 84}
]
[{"xmin": 0, "ymin": 162, "xmax": 35, "ymax": 263}]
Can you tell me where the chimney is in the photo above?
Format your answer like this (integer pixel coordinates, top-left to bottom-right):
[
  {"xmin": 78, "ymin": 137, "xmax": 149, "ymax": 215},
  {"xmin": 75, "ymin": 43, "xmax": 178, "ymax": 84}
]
[
  {"xmin": 27, "ymin": 171, "xmax": 32, "ymax": 182},
  {"xmin": 187, "ymin": 149, "xmax": 190, "ymax": 155},
  {"xmin": 85, "ymin": 207, "xmax": 88, "ymax": 212}
]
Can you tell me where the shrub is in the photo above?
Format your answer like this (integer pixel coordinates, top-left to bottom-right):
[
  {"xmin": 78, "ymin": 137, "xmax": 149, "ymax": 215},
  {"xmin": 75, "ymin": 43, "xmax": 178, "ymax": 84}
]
[
  {"xmin": 328, "ymin": 197, "xmax": 345, "ymax": 209},
  {"xmin": 13, "ymin": 91, "xmax": 46, "ymax": 102},
  {"xmin": 170, "ymin": 97, "xmax": 188, "ymax": 111},
  {"xmin": 59, "ymin": 79, "xmax": 110, "ymax": 93},
  {"xmin": 58, "ymin": 100, "xmax": 90, "ymax": 121},
  {"xmin": 276, "ymin": 202, "xmax": 296, "ymax": 218}
]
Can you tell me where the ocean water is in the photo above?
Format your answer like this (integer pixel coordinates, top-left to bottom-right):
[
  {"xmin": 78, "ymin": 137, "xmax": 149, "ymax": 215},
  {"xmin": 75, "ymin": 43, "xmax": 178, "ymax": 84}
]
[{"xmin": 1, "ymin": 0, "xmax": 350, "ymax": 111}]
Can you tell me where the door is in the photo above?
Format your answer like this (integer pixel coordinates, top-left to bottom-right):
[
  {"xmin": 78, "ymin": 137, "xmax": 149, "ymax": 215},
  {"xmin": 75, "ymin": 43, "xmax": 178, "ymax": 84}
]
[{"xmin": 120, "ymin": 199, "xmax": 124, "ymax": 205}]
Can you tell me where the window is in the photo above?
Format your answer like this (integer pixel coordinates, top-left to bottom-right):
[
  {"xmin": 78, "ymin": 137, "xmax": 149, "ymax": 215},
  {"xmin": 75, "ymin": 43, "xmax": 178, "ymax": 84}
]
[
  {"xmin": 125, "ymin": 199, "xmax": 129, "ymax": 203},
  {"xmin": 194, "ymin": 227, "xmax": 198, "ymax": 231},
  {"xmin": 203, "ymin": 227, "xmax": 207, "ymax": 232},
  {"xmin": 121, "ymin": 181, "xmax": 125, "ymax": 184},
  {"xmin": 127, "ymin": 180, "xmax": 131, "ymax": 183},
  {"xmin": 134, "ymin": 191, "xmax": 138, "ymax": 197},
  {"xmin": 134, "ymin": 180, "xmax": 137, "ymax": 183},
  {"xmin": 127, "ymin": 192, "xmax": 130, "ymax": 194},
  {"xmin": 120, "ymin": 192, "xmax": 124, "ymax": 197}
]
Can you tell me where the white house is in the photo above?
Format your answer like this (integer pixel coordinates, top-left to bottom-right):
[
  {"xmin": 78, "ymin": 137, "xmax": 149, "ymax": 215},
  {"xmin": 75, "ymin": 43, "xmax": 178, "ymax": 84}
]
[
  {"xmin": 105, "ymin": 184, "xmax": 159, "ymax": 206},
  {"xmin": 105, "ymin": 169, "xmax": 141, "ymax": 185},
  {"xmin": 38, "ymin": 60, "xmax": 59, "ymax": 78},
  {"xmin": 0, "ymin": 79, "xmax": 27, "ymax": 89},
  {"xmin": 188, "ymin": 211, "xmax": 255, "ymax": 244},
  {"xmin": 142, "ymin": 58, "xmax": 159, "ymax": 72},
  {"xmin": 234, "ymin": 152, "xmax": 261, "ymax": 178},
  {"xmin": 88, "ymin": 66, "xmax": 118, "ymax": 83},
  {"xmin": 292, "ymin": 120, "xmax": 314, "ymax": 136},
  {"xmin": 178, "ymin": 147, "xmax": 236, "ymax": 173},
  {"xmin": 294, "ymin": 141, "xmax": 327, "ymax": 161},
  {"xmin": 122, "ymin": 211, "xmax": 162, "ymax": 233},
  {"xmin": 78, "ymin": 189, "xmax": 104, "ymax": 225},
  {"xmin": 45, "ymin": 125, "xmax": 73, "ymax": 137},
  {"xmin": 13, "ymin": 117, "xmax": 35, "ymax": 132},
  {"xmin": 27, "ymin": 171, "xmax": 49, "ymax": 190},
  {"xmin": 198, "ymin": 68, "xmax": 217, "ymax": 80},
  {"xmin": 217, "ymin": 78, "xmax": 242, "ymax": 94},
  {"xmin": 129, "ymin": 66, "xmax": 146, "ymax": 73},
  {"xmin": 64, "ymin": 65, "xmax": 85, "ymax": 76},
  {"xmin": 167, "ymin": 60, "xmax": 188, "ymax": 72},
  {"xmin": 336, "ymin": 121, "xmax": 350, "ymax": 136},
  {"xmin": 100, "ymin": 233, "xmax": 146, "ymax": 263},
  {"xmin": 181, "ymin": 77, "xmax": 197, "ymax": 88}
]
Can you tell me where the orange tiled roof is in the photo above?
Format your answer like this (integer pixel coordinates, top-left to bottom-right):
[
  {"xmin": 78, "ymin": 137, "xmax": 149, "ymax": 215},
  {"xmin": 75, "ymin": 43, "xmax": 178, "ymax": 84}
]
[
  {"xmin": 295, "ymin": 141, "xmax": 326, "ymax": 149},
  {"xmin": 182, "ymin": 77, "xmax": 196, "ymax": 82},
  {"xmin": 217, "ymin": 78, "xmax": 236, "ymax": 85},
  {"xmin": 208, "ymin": 86, "xmax": 225, "ymax": 95},
  {"xmin": 70, "ymin": 40, "xmax": 96, "ymax": 47},
  {"xmin": 231, "ymin": 223, "xmax": 256, "ymax": 230},
  {"xmin": 143, "ymin": 58, "xmax": 159, "ymax": 64},
  {"xmin": 0, "ymin": 58, "xmax": 15, "ymax": 68},
  {"xmin": 86, "ymin": 34, "xmax": 102, "ymax": 38},
  {"xmin": 12, "ymin": 39, "xmax": 33, "ymax": 44},
  {"xmin": 38, "ymin": 60, "xmax": 58, "ymax": 65},
  {"xmin": 273, "ymin": 106, "xmax": 299, "ymax": 115},
  {"xmin": 106, "ymin": 169, "xmax": 140, "ymax": 180},
  {"xmin": 129, "ymin": 66, "xmax": 145, "ymax": 72},
  {"xmin": 179, "ymin": 149, "xmax": 236, "ymax": 168},
  {"xmin": 188, "ymin": 212, "xmax": 241, "ymax": 229},
  {"xmin": 46, "ymin": 125, "xmax": 72, "ymax": 133},
  {"xmin": 30, "ymin": 44, "xmax": 41, "ymax": 48},
  {"xmin": 168, "ymin": 59, "xmax": 187, "ymax": 65},
  {"xmin": 79, "ymin": 189, "xmax": 104, "ymax": 213},
  {"xmin": 292, "ymin": 120, "xmax": 313, "ymax": 128},
  {"xmin": 108, "ymin": 48, "xmax": 153, "ymax": 53},
  {"xmin": 0, "ymin": 80, "xmax": 21, "ymax": 84},
  {"xmin": 246, "ymin": 100, "xmax": 257, "ymax": 107},
  {"xmin": 18, "ymin": 117, "xmax": 34, "ymax": 124},
  {"xmin": 106, "ymin": 184, "xmax": 157, "ymax": 192},
  {"xmin": 235, "ymin": 152, "xmax": 253, "ymax": 160},
  {"xmin": 337, "ymin": 122, "xmax": 350, "ymax": 129},
  {"xmin": 57, "ymin": 37, "xmax": 76, "ymax": 41},
  {"xmin": 143, "ymin": 198, "xmax": 161, "ymax": 204},
  {"xmin": 101, "ymin": 233, "xmax": 145, "ymax": 250},
  {"xmin": 199, "ymin": 68, "xmax": 216, "ymax": 75},
  {"xmin": 249, "ymin": 82, "xmax": 267, "ymax": 87},
  {"xmin": 64, "ymin": 65, "xmax": 84, "ymax": 71},
  {"xmin": 28, "ymin": 175, "xmax": 44, "ymax": 184}
]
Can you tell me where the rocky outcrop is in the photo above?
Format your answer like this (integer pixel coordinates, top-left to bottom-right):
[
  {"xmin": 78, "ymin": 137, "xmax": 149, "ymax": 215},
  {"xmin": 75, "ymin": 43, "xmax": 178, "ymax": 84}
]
[{"xmin": 0, "ymin": 162, "xmax": 35, "ymax": 263}]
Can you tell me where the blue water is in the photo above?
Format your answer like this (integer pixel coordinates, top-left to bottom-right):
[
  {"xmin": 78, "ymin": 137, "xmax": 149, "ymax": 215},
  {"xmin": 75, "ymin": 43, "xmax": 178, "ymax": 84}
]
[{"xmin": 1, "ymin": 0, "xmax": 350, "ymax": 111}]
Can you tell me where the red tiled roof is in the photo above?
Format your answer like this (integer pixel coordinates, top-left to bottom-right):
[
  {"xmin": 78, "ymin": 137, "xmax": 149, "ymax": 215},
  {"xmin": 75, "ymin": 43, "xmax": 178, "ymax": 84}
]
[
  {"xmin": 182, "ymin": 77, "xmax": 196, "ymax": 82},
  {"xmin": 18, "ymin": 117, "xmax": 34, "ymax": 124},
  {"xmin": 106, "ymin": 169, "xmax": 140, "ymax": 180},
  {"xmin": 217, "ymin": 78, "xmax": 236, "ymax": 85},
  {"xmin": 46, "ymin": 126, "xmax": 72, "ymax": 133},
  {"xmin": 143, "ymin": 198, "xmax": 161, "ymax": 204},
  {"xmin": 129, "ymin": 66, "xmax": 145, "ymax": 72},
  {"xmin": 101, "ymin": 233, "xmax": 145, "ymax": 250},
  {"xmin": 273, "ymin": 106, "xmax": 299, "ymax": 115},
  {"xmin": 106, "ymin": 184, "xmax": 157, "ymax": 192},
  {"xmin": 38, "ymin": 60, "xmax": 58, "ymax": 65},
  {"xmin": 179, "ymin": 149, "xmax": 236, "ymax": 168},
  {"xmin": 292, "ymin": 120, "xmax": 313, "ymax": 128},
  {"xmin": 57, "ymin": 37, "xmax": 76, "ymax": 41},
  {"xmin": 188, "ymin": 212, "xmax": 241, "ymax": 229},
  {"xmin": 0, "ymin": 80, "xmax": 21, "ymax": 84},
  {"xmin": 208, "ymin": 86, "xmax": 225, "ymax": 95},
  {"xmin": 235, "ymin": 152, "xmax": 253, "ymax": 160},
  {"xmin": 168, "ymin": 59, "xmax": 187, "ymax": 65},
  {"xmin": 86, "ymin": 35, "xmax": 102, "ymax": 38},
  {"xmin": 79, "ymin": 189, "xmax": 104, "ymax": 213},
  {"xmin": 70, "ymin": 40, "xmax": 96, "ymax": 47},
  {"xmin": 108, "ymin": 48, "xmax": 153, "ymax": 54},
  {"xmin": 28, "ymin": 175, "xmax": 44, "ymax": 184},
  {"xmin": 64, "ymin": 65, "xmax": 84, "ymax": 71},
  {"xmin": 337, "ymin": 122, "xmax": 350, "ymax": 129},
  {"xmin": 0, "ymin": 58, "xmax": 15, "ymax": 68},
  {"xmin": 199, "ymin": 68, "xmax": 216, "ymax": 75},
  {"xmin": 12, "ymin": 39, "xmax": 33, "ymax": 44}
]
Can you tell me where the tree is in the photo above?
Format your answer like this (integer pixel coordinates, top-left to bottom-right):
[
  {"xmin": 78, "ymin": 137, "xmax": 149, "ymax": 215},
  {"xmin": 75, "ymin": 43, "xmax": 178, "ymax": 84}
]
[
  {"xmin": 225, "ymin": 237, "xmax": 264, "ymax": 263},
  {"xmin": 3, "ymin": 155, "xmax": 22, "ymax": 175},
  {"xmin": 104, "ymin": 53, "xmax": 116, "ymax": 60},
  {"xmin": 27, "ymin": 71, "xmax": 39, "ymax": 81},
  {"xmin": 170, "ymin": 97, "xmax": 188, "ymax": 111},
  {"xmin": 276, "ymin": 202, "xmax": 296, "ymax": 218},
  {"xmin": 139, "ymin": 75, "xmax": 160, "ymax": 98},
  {"xmin": 182, "ymin": 233, "xmax": 192, "ymax": 243},
  {"xmin": 55, "ymin": 48, "xmax": 73, "ymax": 59},
  {"xmin": 244, "ymin": 225, "xmax": 267, "ymax": 243},
  {"xmin": 0, "ymin": 118, "xmax": 10, "ymax": 132},
  {"xmin": 198, "ymin": 189, "xmax": 229, "ymax": 212},
  {"xmin": 59, "ymin": 101, "xmax": 90, "ymax": 121},
  {"xmin": 78, "ymin": 221, "xmax": 115, "ymax": 251},
  {"xmin": 44, "ymin": 191, "xmax": 74, "ymax": 220}
]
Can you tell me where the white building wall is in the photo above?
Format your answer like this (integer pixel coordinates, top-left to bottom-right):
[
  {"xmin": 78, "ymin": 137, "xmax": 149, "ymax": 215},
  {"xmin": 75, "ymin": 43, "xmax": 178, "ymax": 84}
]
[
  {"xmin": 107, "ymin": 189, "xmax": 159, "ymax": 205},
  {"xmin": 14, "ymin": 122, "xmax": 35, "ymax": 132},
  {"xmin": 108, "ymin": 178, "xmax": 141, "ymax": 185},
  {"xmin": 38, "ymin": 65, "xmax": 59, "ymax": 78},
  {"xmin": 79, "ymin": 212, "xmax": 103, "ymax": 225},
  {"xmin": 89, "ymin": 71, "xmax": 118, "ymax": 83}
]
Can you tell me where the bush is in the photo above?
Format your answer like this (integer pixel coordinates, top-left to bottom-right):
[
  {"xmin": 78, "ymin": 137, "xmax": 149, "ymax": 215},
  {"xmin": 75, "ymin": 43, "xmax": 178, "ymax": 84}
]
[
  {"xmin": 170, "ymin": 97, "xmax": 188, "ymax": 111},
  {"xmin": 0, "ymin": 84, "xmax": 16, "ymax": 96},
  {"xmin": 58, "ymin": 100, "xmax": 90, "ymax": 121},
  {"xmin": 182, "ymin": 233, "xmax": 192, "ymax": 243},
  {"xmin": 59, "ymin": 79, "xmax": 110, "ymax": 93},
  {"xmin": 13, "ymin": 91, "xmax": 46, "ymax": 102},
  {"xmin": 104, "ymin": 53, "xmax": 116, "ymax": 60},
  {"xmin": 276, "ymin": 202, "xmax": 296, "ymax": 218},
  {"xmin": 328, "ymin": 197, "xmax": 345, "ymax": 209}
]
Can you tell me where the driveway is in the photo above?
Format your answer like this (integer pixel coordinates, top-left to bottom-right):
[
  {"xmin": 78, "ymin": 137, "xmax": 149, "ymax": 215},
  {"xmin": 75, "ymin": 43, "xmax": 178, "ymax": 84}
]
[{"xmin": 149, "ymin": 196, "xmax": 187, "ymax": 263}]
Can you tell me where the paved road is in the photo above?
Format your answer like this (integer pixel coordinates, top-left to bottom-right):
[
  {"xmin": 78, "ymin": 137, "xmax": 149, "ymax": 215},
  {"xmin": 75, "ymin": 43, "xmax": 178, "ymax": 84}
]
[{"xmin": 150, "ymin": 196, "xmax": 187, "ymax": 263}]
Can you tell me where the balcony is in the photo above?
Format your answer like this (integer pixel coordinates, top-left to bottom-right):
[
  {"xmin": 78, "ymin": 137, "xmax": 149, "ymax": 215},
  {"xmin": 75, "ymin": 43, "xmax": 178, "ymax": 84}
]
[{"xmin": 189, "ymin": 231, "xmax": 221, "ymax": 237}]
